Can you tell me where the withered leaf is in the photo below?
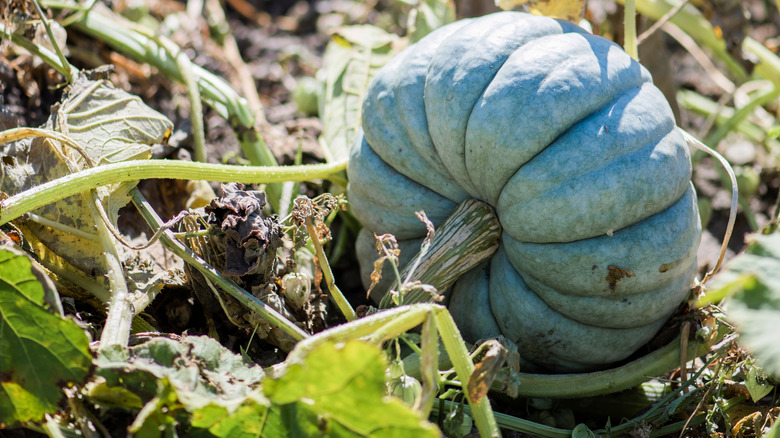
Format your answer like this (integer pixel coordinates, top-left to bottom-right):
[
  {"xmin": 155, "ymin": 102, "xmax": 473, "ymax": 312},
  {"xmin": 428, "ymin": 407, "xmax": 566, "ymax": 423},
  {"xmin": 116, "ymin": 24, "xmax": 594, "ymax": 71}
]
[{"xmin": 467, "ymin": 340, "xmax": 509, "ymax": 402}]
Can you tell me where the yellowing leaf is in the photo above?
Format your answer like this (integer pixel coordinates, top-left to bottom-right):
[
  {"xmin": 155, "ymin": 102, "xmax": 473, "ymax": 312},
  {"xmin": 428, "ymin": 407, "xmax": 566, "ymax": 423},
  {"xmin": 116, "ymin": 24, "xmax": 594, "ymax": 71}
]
[
  {"xmin": 0, "ymin": 74, "xmax": 173, "ymax": 278},
  {"xmin": 495, "ymin": 0, "xmax": 586, "ymax": 22}
]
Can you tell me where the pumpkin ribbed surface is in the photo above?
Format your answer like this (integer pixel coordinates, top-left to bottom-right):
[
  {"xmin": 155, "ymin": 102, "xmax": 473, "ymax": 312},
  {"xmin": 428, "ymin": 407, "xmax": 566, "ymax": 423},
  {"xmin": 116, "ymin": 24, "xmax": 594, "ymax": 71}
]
[{"xmin": 347, "ymin": 11, "xmax": 701, "ymax": 371}]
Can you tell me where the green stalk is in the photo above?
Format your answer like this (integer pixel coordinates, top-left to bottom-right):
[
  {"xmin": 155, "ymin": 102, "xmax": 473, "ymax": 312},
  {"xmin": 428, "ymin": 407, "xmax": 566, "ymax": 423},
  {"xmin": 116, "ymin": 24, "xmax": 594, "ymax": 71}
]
[
  {"xmin": 631, "ymin": 0, "xmax": 780, "ymax": 88},
  {"xmin": 60, "ymin": 6, "xmax": 267, "ymax": 156},
  {"xmin": 648, "ymin": 414, "xmax": 706, "ymax": 437},
  {"xmin": 42, "ymin": 416, "xmax": 67, "ymax": 438},
  {"xmin": 0, "ymin": 157, "xmax": 347, "ymax": 226},
  {"xmin": 624, "ymin": 0, "xmax": 639, "ymax": 60},
  {"xmin": 32, "ymin": 0, "xmax": 73, "ymax": 83},
  {"xmin": 492, "ymin": 319, "xmax": 729, "ymax": 399},
  {"xmin": 172, "ymin": 44, "xmax": 207, "ymax": 163},
  {"xmin": 705, "ymin": 85, "xmax": 780, "ymax": 148},
  {"xmin": 379, "ymin": 200, "xmax": 501, "ymax": 308},
  {"xmin": 433, "ymin": 308, "xmax": 499, "ymax": 438},
  {"xmin": 305, "ymin": 216, "xmax": 357, "ymax": 321},
  {"xmin": 436, "ymin": 355, "xmax": 721, "ymax": 437},
  {"xmin": 418, "ymin": 313, "xmax": 439, "ymax": 418},
  {"xmin": 677, "ymin": 90, "xmax": 766, "ymax": 142},
  {"xmin": 618, "ymin": 0, "xmax": 748, "ymax": 80},
  {"xmin": 433, "ymin": 400, "xmax": 571, "ymax": 438},
  {"xmin": 286, "ymin": 305, "xmax": 430, "ymax": 360},
  {"xmin": 402, "ymin": 317, "xmax": 728, "ymax": 400},
  {"xmin": 681, "ymin": 129, "xmax": 738, "ymax": 282},
  {"xmin": 0, "ymin": 23, "xmax": 77, "ymax": 79},
  {"xmin": 90, "ymin": 191, "xmax": 133, "ymax": 348},
  {"xmin": 744, "ymin": 37, "xmax": 780, "ymax": 86},
  {"xmin": 131, "ymin": 190, "xmax": 309, "ymax": 343},
  {"xmin": 680, "ymin": 82, "xmax": 777, "ymax": 234}
]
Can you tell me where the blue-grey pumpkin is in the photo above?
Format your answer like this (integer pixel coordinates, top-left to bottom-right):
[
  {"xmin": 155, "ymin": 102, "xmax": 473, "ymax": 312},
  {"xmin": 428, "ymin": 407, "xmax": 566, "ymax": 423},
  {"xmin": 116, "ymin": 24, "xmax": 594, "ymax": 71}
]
[{"xmin": 347, "ymin": 11, "xmax": 701, "ymax": 371}]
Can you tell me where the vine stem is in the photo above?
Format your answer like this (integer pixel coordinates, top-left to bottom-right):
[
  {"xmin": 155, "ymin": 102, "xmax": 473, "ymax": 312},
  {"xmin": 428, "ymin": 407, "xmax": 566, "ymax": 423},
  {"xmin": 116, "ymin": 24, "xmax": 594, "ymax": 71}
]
[
  {"xmin": 0, "ymin": 22, "xmax": 78, "ymax": 79},
  {"xmin": 680, "ymin": 129, "xmax": 737, "ymax": 284},
  {"xmin": 40, "ymin": 1, "xmax": 286, "ymax": 208},
  {"xmin": 0, "ymin": 156, "xmax": 347, "ymax": 226},
  {"xmin": 624, "ymin": 0, "xmax": 639, "ymax": 60},
  {"xmin": 31, "ymin": 0, "xmax": 73, "ymax": 83},
  {"xmin": 305, "ymin": 216, "xmax": 357, "ymax": 321},
  {"xmin": 636, "ymin": 0, "xmax": 688, "ymax": 45},
  {"xmin": 404, "ymin": 317, "xmax": 729, "ymax": 400},
  {"xmin": 90, "ymin": 190, "xmax": 133, "ymax": 348}
]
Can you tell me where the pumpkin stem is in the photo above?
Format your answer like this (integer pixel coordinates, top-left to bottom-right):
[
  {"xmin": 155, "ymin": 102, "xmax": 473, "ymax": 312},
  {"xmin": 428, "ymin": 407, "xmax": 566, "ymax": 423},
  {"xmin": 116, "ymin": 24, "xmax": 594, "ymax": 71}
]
[{"xmin": 379, "ymin": 199, "xmax": 502, "ymax": 309}]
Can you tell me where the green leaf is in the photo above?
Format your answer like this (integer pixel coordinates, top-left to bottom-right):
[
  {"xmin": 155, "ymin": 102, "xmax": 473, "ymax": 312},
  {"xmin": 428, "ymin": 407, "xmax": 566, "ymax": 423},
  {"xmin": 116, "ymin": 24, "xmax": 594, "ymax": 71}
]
[
  {"xmin": 87, "ymin": 334, "xmax": 441, "ymax": 435},
  {"xmin": 128, "ymin": 378, "xmax": 182, "ymax": 438},
  {"xmin": 0, "ymin": 247, "xmax": 92, "ymax": 426},
  {"xmin": 768, "ymin": 125, "xmax": 780, "ymax": 140},
  {"xmin": 92, "ymin": 335, "xmax": 265, "ymax": 406},
  {"xmin": 572, "ymin": 423, "xmax": 596, "ymax": 438},
  {"xmin": 440, "ymin": 402, "xmax": 473, "ymax": 438},
  {"xmin": 767, "ymin": 419, "xmax": 780, "ymax": 438},
  {"xmin": 408, "ymin": 0, "xmax": 456, "ymax": 43},
  {"xmin": 745, "ymin": 365, "xmax": 773, "ymax": 402},
  {"xmin": 190, "ymin": 395, "xmax": 270, "ymax": 438},
  {"xmin": 91, "ymin": 335, "xmax": 268, "ymax": 435},
  {"xmin": 56, "ymin": 75, "xmax": 171, "ymax": 226},
  {"xmin": 263, "ymin": 340, "xmax": 440, "ymax": 437},
  {"xmin": 318, "ymin": 25, "xmax": 401, "ymax": 162},
  {"xmin": 709, "ymin": 231, "xmax": 780, "ymax": 377}
]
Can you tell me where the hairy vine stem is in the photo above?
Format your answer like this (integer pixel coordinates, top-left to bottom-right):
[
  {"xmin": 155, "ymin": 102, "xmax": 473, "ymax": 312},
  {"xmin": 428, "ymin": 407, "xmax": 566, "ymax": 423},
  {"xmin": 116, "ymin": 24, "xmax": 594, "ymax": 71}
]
[{"xmin": 0, "ymin": 157, "xmax": 347, "ymax": 226}]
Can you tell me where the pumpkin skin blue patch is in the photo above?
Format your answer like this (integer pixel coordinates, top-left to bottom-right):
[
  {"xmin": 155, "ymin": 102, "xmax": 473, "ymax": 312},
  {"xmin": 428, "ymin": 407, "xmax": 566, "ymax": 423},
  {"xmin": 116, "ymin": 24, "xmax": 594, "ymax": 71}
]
[{"xmin": 348, "ymin": 11, "xmax": 700, "ymax": 371}]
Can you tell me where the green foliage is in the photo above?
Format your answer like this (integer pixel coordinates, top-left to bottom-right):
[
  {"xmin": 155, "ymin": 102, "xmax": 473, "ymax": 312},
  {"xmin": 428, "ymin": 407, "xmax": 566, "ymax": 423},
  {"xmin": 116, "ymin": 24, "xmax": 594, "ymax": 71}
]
[
  {"xmin": 3, "ymin": 0, "xmax": 777, "ymax": 436},
  {"xmin": 190, "ymin": 396, "xmax": 272, "ymax": 438},
  {"xmin": 571, "ymin": 423, "xmax": 596, "ymax": 438},
  {"xmin": 405, "ymin": 0, "xmax": 456, "ymax": 43},
  {"xmin": 769, "ymin": 125, "xmax": 780, "ymax": 140},
  {"xmin": 0, "ymin": 247, "xmax": 92, "ymax": 426},
  {"xmin": 707, "ymin": 231, "xmax": 780, "ymax": 378},
  {"xmin": 292, "ymin": 76, "xmax": 321, "ymax": 117},
  {"xmin": 264, "ymin": 340, "xmax": 440, "ymax": 437},
  {"xmin": 745, "ymin": 365, "xmax": 774, "ymax": 402},
  {"xmin": 86, "ymin": 336, "xmax": 439, "ymax": 436},
  {"xmin": 92, "ymin": 335, "xmax": 265, "ymax": 406},
  {"xmin": 767, "ymin": 420, "xmax": 780, "ymax": 438},
  {"xmin": 319, "ymin": 25, "xmax": 401, "ymax": 162}
]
